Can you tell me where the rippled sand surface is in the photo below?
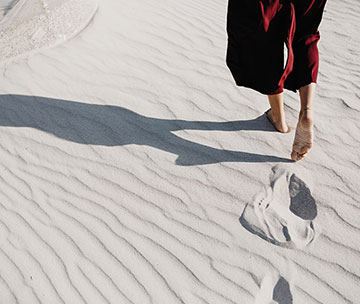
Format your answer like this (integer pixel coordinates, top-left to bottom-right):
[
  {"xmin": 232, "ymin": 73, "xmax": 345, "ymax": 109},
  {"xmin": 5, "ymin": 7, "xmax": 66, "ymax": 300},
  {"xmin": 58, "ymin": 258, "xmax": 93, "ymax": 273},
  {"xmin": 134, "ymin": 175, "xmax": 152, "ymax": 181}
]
[{"xmin": 0, "ymin": 0, "xmax": 359, "ymax": 303}]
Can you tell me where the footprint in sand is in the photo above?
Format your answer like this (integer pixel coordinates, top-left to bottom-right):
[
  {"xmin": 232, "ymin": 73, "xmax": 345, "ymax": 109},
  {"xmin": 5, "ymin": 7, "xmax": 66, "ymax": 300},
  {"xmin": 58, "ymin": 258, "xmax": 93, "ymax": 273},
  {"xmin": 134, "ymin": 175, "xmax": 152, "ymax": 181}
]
[
  {"xmin": 240, "ymin": 166, "xmax": 317, "ymax": 249},
  {"xmin": 255, "ymin": 274, "xmax": 293, "ymax": 304}
]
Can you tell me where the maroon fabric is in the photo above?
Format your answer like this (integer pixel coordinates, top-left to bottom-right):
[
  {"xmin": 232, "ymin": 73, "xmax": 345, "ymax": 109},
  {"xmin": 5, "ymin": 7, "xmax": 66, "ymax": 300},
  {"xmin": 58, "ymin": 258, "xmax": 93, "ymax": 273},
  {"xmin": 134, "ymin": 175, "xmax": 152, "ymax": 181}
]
[{"xmin": 226, "ymin": 0, "xmax": 327, "ymax": 95}]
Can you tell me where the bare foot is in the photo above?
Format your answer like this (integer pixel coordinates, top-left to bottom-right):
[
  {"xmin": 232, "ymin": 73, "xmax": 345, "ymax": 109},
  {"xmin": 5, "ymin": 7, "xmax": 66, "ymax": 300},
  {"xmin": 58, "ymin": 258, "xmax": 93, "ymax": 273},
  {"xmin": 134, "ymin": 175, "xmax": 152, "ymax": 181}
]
[
  {"xmin": 265, "ymin": 109, "xmax": 291, "ymax": 133},
  {"xmin": 291, "ymin": 110, "xmax": 313, "ymax": 161}
]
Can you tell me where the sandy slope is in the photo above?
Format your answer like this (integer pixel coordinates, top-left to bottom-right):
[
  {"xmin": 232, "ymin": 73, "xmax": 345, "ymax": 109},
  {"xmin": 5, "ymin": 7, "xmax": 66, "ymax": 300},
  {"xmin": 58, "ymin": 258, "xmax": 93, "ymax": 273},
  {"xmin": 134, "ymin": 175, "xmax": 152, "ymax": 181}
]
[{"xmin": 0, "ymin": 0, "xmax": 359, "ymax": 303}]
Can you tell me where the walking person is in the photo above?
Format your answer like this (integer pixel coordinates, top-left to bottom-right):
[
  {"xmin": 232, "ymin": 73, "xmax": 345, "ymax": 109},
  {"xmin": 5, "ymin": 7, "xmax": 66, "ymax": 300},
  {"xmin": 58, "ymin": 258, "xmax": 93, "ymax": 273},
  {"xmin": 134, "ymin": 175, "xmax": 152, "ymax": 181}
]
[{"xmin": 226, "ymin": 0, "xmax": 327, "ymax": 161}]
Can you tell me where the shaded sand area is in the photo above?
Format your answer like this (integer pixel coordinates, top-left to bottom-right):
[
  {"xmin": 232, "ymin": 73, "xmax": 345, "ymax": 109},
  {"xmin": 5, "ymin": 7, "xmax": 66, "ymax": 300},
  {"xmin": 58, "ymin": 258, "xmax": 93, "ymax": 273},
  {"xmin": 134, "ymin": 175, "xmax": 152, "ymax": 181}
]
[{"xmin": 0, "ymin": 0, "xmax": 359, "ymax": 303}]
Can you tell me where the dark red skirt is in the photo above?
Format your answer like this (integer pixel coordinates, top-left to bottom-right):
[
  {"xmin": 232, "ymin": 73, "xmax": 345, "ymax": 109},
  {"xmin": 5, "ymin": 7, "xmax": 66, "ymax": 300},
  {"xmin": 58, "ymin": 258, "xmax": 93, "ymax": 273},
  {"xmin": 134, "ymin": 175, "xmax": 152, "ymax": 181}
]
[{"xmin": 226, "ymin": 0, "xmax": 327, "ymax": 95}]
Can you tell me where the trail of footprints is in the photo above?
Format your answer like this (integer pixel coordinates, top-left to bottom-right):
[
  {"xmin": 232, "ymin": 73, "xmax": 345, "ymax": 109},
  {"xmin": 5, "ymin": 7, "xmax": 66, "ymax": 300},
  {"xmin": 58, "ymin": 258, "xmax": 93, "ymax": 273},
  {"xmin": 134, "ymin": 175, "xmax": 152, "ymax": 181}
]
[{"xmin": 241, "ymin": 166, "xmax": 317, "ymax": 303}]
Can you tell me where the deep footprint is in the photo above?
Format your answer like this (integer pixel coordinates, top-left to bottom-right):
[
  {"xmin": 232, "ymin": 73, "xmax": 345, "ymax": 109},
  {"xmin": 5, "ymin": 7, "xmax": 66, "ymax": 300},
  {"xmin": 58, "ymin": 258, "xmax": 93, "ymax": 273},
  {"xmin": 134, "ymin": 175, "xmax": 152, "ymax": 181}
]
[
  {"xmin": 240, "ymin": 166, "xmax": 317, "ymax": 249},
  {"xmin": 273, "ymin": 277, "xmax": 293, "ymax": 304},
  {"xmin": 255, "ymin": 275, "xmax": 293, "ymax": 304}
]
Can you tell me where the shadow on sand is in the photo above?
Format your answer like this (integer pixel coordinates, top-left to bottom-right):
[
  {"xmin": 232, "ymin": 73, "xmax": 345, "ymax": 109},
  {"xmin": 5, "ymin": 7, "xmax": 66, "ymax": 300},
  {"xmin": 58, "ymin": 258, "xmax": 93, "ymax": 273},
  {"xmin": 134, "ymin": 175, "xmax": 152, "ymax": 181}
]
[
  {"xmin": 273, "ymin": 276, "xmax": 293, "ymax": 304},
  {"xmin": 0, "ymin": 94, "xmax": 292, "ymax": 166}
]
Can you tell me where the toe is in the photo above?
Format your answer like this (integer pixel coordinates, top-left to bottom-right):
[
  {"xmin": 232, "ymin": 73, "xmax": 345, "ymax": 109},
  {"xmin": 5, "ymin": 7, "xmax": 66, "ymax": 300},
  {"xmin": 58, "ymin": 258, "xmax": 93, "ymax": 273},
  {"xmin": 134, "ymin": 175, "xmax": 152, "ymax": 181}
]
[
  {"xmin": 291, "ymin": 150, "xmax": 306, "ymax": 161},
  {"xmin": 291, "ymin": 152, "xmax": 299, "ymax": 161}
]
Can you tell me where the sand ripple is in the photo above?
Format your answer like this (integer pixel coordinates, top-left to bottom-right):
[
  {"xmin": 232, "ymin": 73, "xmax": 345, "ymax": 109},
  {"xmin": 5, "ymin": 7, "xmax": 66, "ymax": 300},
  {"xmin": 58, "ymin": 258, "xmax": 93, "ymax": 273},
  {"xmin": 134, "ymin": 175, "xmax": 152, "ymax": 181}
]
[{"xmin": 0, "ymin": 0, "xmax": 359, "ymax": 303}]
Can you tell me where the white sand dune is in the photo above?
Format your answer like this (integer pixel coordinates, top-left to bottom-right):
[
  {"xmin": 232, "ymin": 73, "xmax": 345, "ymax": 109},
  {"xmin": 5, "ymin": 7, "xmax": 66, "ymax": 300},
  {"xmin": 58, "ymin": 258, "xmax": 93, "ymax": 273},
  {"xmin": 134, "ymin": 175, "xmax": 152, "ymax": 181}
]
[{"xmin": 0, "ymin": 0, "xmax": 359, "ymax": 303}]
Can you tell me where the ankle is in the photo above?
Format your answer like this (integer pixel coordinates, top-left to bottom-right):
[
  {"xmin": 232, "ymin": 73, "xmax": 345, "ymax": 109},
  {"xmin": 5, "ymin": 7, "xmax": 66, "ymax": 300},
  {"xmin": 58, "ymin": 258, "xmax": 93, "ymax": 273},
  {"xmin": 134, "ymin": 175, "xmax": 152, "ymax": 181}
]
[
  {"xmin": 269, "ymin": 109, "xmax": 286, "ymax": 123},
  {"xmin": 299, "ymin": 108, "xmax": 313, "ymax": 128}
]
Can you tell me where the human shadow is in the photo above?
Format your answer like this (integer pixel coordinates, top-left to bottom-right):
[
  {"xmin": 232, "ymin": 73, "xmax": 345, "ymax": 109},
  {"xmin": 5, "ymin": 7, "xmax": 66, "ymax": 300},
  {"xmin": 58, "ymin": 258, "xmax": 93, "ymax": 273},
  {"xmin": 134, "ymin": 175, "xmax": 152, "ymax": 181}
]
[{"xmin": 0, "ymin": 94, "xmax": 292, "ymax": 166}]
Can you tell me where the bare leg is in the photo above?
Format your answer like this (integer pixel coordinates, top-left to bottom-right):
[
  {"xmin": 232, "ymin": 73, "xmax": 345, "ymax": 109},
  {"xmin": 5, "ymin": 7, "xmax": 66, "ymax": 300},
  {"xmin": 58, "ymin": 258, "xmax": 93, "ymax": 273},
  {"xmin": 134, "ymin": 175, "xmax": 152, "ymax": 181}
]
[
  {"xmin": 267, "ymin": 93, "xmax": 290, "ymax": 133},
  {"xmin": 291, "ymin": 83, "xmax": 315, "ymax": 161}
]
